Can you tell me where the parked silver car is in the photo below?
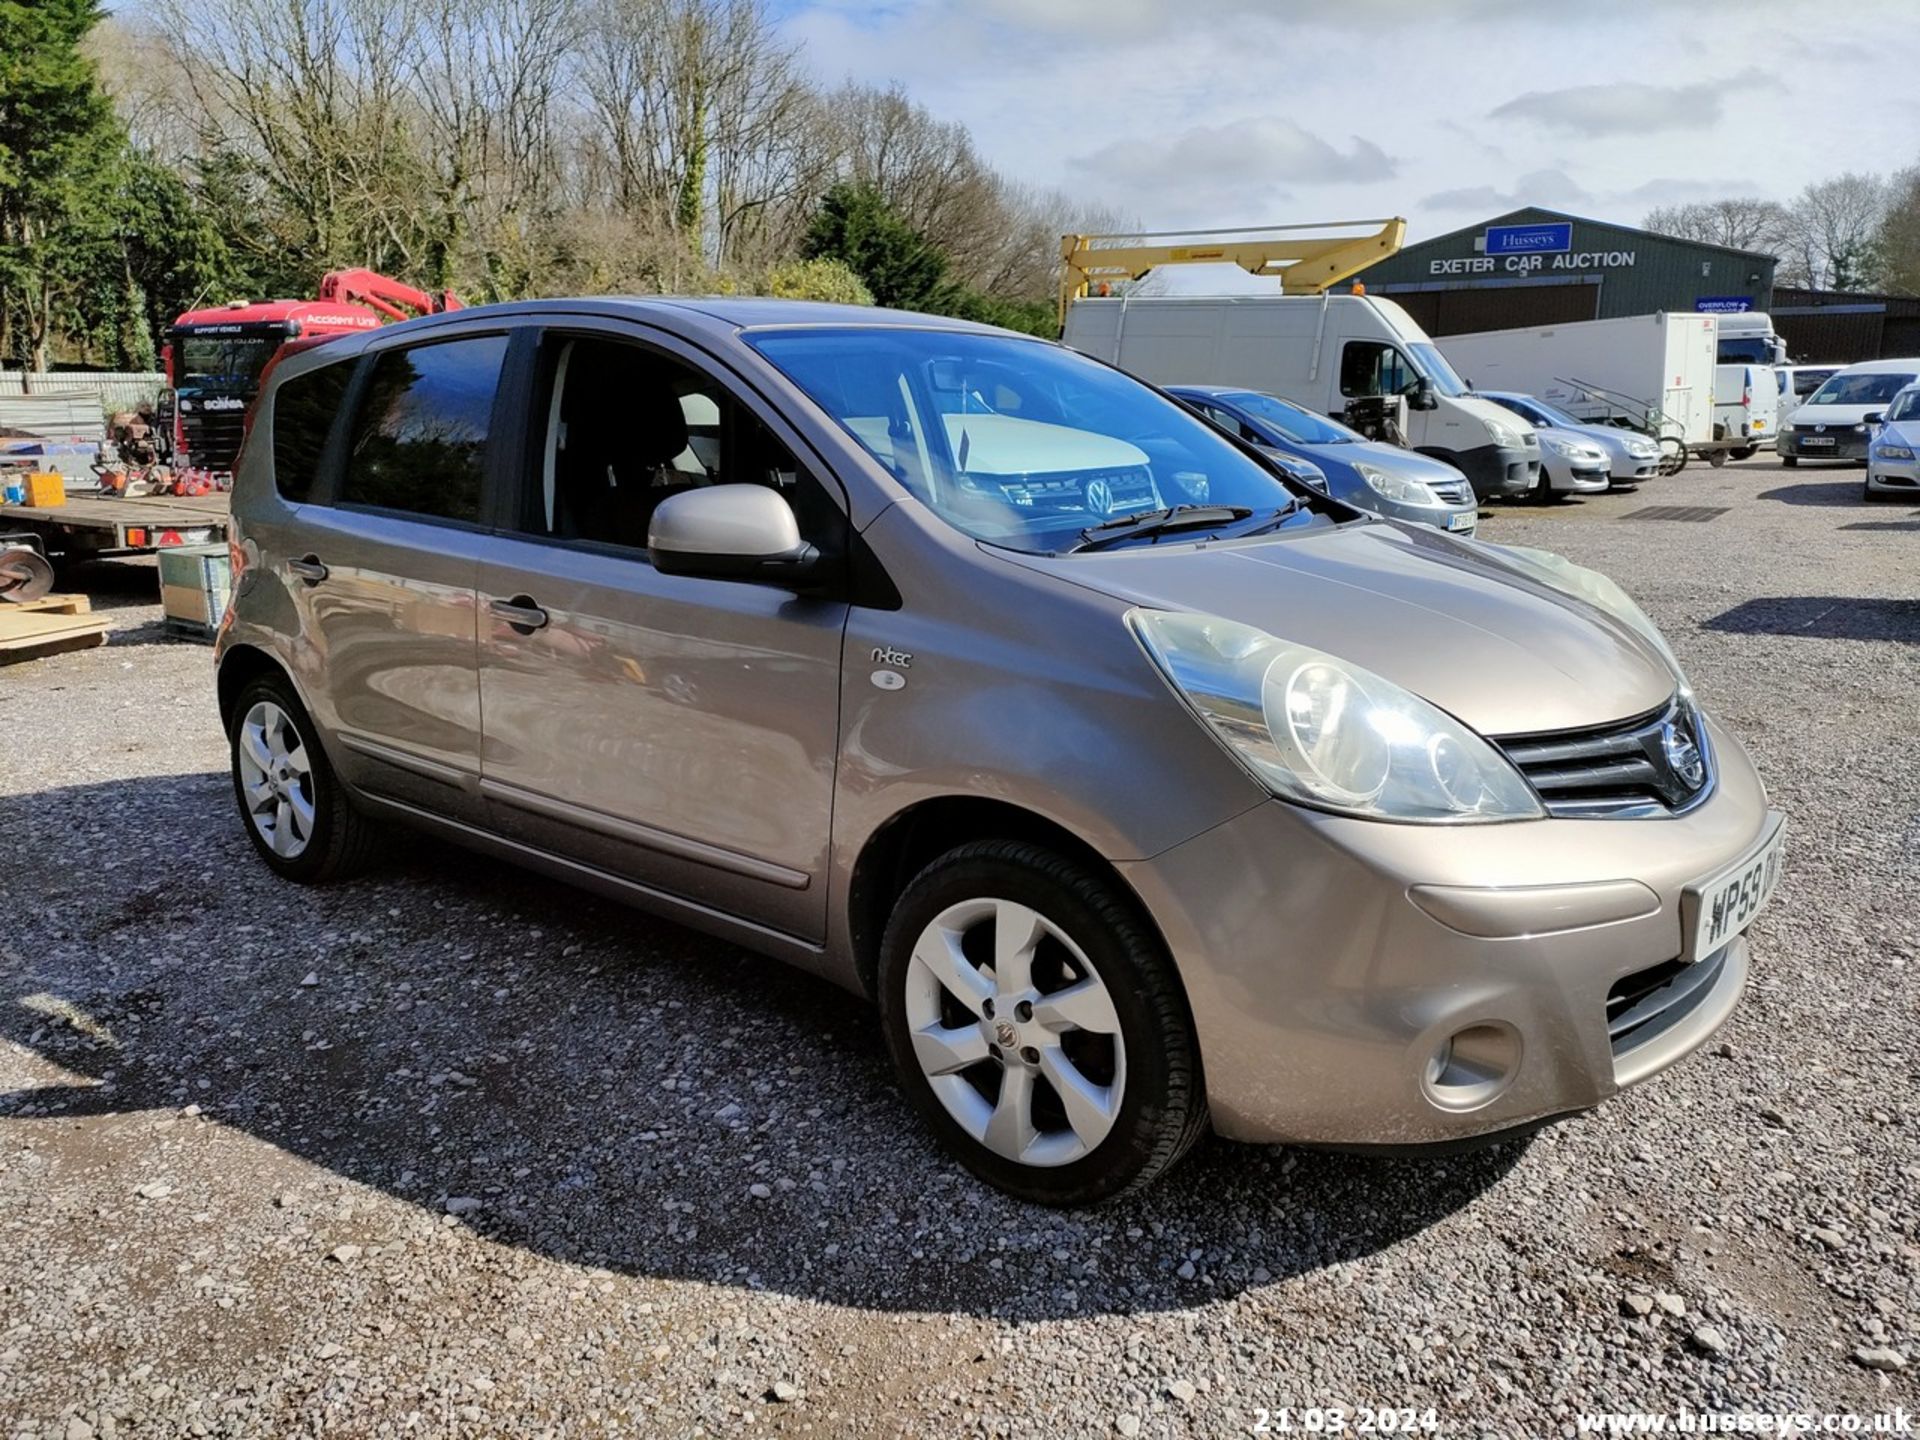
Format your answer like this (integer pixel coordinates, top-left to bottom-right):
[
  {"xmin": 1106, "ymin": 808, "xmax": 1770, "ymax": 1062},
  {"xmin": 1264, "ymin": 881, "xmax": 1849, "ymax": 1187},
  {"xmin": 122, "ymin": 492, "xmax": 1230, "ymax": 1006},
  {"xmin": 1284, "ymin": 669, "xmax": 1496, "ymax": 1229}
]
[
  {"xmin": 1164, "ymin": 385, "xmax": 1480, "ymax": 536},
  {"xmin": 1865, "ymin": 383, "xmax": 1920, "ymax": 500},
  {"xmin": 1477, "ymin": 391, "xmax": 1656, "ymax": 490},
  {"xmin": 218, "ymin": 300, "xmax": 1783, "ymax": 1205}
]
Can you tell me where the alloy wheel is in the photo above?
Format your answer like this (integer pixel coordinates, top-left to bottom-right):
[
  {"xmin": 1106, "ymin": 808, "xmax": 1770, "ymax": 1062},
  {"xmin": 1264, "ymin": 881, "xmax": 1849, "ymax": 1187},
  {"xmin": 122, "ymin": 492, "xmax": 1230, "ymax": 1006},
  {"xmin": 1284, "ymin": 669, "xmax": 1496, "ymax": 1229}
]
[
  {"xmin": 902, "ymin": 897, "xmax": 1126, "ymax": 1168},
  {"xmin": 236, "ymin": 699, "xmax": 316, "ymax": 859}
]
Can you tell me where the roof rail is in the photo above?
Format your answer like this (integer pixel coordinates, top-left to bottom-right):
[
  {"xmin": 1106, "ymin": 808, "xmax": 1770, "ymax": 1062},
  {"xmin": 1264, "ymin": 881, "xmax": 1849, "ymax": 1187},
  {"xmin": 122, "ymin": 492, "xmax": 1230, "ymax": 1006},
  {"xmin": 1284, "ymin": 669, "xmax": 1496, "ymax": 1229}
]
[{"xmin": 1058, "ymin": 218, "xmax": 1407, "ymax": 326}]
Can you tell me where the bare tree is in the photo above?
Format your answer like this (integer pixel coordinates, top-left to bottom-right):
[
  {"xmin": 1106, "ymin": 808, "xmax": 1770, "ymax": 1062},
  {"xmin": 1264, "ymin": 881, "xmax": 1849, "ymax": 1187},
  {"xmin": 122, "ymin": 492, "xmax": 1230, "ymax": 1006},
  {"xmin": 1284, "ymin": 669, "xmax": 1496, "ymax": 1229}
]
[
  {"xmin": 1872, "ymin": 164, "xmax": 1920, "ymax": 297},
  {"xmin": 1642, "ymin": 198, "xmax": 1792, "ymax": 253},
  {"xmin": 1781, "ymin": 173, "xmax": 1889, "ymax": 290}
]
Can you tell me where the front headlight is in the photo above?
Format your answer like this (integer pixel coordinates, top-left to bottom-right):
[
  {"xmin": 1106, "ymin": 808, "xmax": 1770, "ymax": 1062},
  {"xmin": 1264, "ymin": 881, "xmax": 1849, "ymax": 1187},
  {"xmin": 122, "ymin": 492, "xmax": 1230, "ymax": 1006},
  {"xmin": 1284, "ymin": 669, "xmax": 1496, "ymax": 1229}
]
[
  {"xmin": 1486, "ymin": 420, "xmax": 1523, "ymax": 448},
  {"xmin": 1484, "ymin": 543, "xmax": 1687, "ymax": 685},
  {"xmin": 1130, "ymin": 610, "xmax": 1543, "ymax": 823},
  {"xmin": 1541, "ymin": 433, "xmax": 1603, "ymax": 462},
  {"xmin": 1625, "ymin": 439, "xmax": 1658, "ymax": 458},
  {"xmin": 1873, "ymin": 442, "xmax": 1914, "ymax": 460},
  {"xmin": 1357, "ymin": 463, "xmax": 1439, "ymax": 506}
]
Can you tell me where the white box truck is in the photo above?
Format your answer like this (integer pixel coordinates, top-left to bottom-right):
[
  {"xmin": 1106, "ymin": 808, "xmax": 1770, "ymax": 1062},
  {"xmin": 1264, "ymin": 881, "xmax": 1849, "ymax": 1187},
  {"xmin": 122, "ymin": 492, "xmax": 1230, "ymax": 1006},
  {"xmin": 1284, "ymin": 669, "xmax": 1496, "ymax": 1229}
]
[
  {"xmin": 1062, "ymin": 293, "xmax": 1541, "ymax": 500},
  {"xmin": 1438, "ymin": 313, "xmax": 1719, "ymax": 452}
]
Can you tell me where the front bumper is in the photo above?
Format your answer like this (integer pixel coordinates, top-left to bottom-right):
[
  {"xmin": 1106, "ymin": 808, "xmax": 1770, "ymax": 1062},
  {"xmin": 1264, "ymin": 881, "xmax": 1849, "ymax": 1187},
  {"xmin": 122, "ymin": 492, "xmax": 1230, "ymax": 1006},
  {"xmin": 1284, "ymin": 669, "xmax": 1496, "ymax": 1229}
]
[
  {"xmin": 1120, "ymin": 716, "xmax": 1775, "ymax": 1147},
  {"xmin": 1552, "ymin": 462, "xmax": 1611, "ymax": 494},
  {"xmin": 1452, "ymin": 442, "xmax": 1540, "ymax": 499},
  {"xmin": 1780, "ymin": 430, "xmax": 1870, "ymax": 461},
  {"xmin": 1610, "ymin": 453, "xmax": 1659, "ymax": 482},
  {"xmin": 1866, "ymin": 454, "xmax": 1920, "ymax": 494}
]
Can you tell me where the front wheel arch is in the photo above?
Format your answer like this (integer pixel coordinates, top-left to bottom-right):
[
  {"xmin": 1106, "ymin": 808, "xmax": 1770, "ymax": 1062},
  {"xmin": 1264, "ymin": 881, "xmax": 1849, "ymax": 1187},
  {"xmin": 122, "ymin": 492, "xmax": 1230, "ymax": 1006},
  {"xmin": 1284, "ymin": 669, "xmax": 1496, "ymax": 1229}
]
[{"xmin": 845, "ymin": 796, "xmax": 1165, "ymax": 1006}]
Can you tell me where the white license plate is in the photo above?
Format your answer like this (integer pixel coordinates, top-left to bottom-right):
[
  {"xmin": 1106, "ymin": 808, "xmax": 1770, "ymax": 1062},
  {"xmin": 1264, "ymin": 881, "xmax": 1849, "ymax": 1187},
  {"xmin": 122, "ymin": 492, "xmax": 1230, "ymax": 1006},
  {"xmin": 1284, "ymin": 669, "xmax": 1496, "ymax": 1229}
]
[
  {"xmin": 1686, "ymin": 817, "xmax": 1785, "ymax": 961},
  {"xmin": 1800, "ymin": 436, "xmax": 1835, "ymax": 448},
  {"xmin": 1447, "ymin": 512, "xmax": 1476, "ymax": 531}
]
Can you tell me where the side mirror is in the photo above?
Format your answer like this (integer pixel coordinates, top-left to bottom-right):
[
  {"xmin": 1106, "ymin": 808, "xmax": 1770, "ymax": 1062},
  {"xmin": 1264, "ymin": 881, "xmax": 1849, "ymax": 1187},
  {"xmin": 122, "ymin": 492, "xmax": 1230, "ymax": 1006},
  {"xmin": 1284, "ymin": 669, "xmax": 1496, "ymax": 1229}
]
[
  {"xmin": 648, "ymin": 484, "xmax": 822, "ymax": 587},
  {"xmin": 1410, "ymin": 379, "xmax": 1438, "ymax": 411},
  {"xmin": 1864, "ymin": 412, "xmax": 1884, "ymax": 427}
]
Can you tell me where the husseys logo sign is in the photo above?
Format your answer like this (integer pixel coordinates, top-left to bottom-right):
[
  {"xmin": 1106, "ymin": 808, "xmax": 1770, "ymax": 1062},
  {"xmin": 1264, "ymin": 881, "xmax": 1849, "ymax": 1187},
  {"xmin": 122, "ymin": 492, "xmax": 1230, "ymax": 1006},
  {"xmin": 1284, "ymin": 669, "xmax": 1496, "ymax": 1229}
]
[{"xmin": 1428, "ymin": 220, "xmax": 1637, "ymax": 277}]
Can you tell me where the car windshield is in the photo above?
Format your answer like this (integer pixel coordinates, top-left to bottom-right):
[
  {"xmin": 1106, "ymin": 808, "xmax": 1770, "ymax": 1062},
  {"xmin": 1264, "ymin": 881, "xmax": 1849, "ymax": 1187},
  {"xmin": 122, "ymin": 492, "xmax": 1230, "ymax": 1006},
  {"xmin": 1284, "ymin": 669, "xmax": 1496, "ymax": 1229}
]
[
  {"xmin": 749, "ymin": 328, "xmax": 1310, "ymax": 554},
  {"xmin": 177, "ymin": 331, "xmax": 280, "ymax": 389},
  {"xmin": 1807, "ymin": 371, "xmax": 1918, "ymax": 406},
  {"xmin": 1717, "ymin": 338, "xmax": 1774, "ymax": 365},
  {"xmin": 1224, "ymin": 391, "xmax": 1359, "ymax": 444},
  {"xmin": 1886, "ymin": 390, "xmax": 1920, "ymax": 423},
  {"xmin": 1407, "ymin": 342, "xmax": 1467, "ymax": 397}
]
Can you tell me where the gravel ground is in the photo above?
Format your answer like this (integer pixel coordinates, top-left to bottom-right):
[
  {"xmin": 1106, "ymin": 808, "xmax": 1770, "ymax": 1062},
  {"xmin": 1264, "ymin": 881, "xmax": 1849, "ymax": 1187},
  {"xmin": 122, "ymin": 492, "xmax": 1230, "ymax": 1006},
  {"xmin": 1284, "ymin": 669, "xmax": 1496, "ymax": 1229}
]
[{"xmin": 2, "ymin": 458, "xmax": 1916, "ymax": 1438}]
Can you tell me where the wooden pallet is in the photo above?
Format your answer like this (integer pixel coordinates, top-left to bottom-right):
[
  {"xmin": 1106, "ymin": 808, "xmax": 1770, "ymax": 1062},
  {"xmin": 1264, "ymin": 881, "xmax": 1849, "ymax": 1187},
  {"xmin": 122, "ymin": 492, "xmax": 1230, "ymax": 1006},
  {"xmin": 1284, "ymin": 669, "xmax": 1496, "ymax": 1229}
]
[
  {"xmin": 0, "ymin": 602, "xmax": 110, "ymax": 664},
  {"xmin": 2, "ymin": 592, "xmax": 91, "ymax": 616}
]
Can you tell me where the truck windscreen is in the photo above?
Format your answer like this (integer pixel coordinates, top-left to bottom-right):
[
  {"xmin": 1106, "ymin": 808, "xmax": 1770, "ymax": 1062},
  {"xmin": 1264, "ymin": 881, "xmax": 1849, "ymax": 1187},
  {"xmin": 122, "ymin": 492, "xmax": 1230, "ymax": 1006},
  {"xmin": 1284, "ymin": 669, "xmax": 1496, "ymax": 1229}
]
[{"xmin": 178, "ymin": 333, "xmax": 280, "ymax": 389}]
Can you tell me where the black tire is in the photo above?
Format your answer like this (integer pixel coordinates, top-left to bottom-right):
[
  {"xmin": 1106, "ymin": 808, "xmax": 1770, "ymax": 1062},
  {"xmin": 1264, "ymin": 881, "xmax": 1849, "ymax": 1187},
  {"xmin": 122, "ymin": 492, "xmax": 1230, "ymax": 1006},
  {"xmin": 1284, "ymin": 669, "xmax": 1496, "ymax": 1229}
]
[
  {"xmin": 1781, "ymin": 455, "xmax": 1798, "ymax": 468},
  {"xmin": 1707, "ymin": 449, "xmax": 1728, "ymax": 468},
  {"xmin": 1730, "ymin": 446, "xmax": 1756, "ymax": 461},
  {"xmin": 877, "ymin": 840, "xmax": 1207, "ymax": 1206},
  {"xmin": 1531, "ymin": 469, "xmax": 1557, "ymax": 505},
  {"xmin": 227, "ymin": 671, "xmax": 379, "ymax": 883}
]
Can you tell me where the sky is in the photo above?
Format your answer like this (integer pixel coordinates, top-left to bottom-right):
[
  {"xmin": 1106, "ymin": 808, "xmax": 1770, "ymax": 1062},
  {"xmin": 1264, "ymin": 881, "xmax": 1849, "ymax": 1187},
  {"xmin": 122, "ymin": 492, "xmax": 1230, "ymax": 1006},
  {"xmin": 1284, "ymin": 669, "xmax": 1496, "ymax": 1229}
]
[{"xmin": 776, "ymin": 0, "xmax": 1920, "ymax": 244}]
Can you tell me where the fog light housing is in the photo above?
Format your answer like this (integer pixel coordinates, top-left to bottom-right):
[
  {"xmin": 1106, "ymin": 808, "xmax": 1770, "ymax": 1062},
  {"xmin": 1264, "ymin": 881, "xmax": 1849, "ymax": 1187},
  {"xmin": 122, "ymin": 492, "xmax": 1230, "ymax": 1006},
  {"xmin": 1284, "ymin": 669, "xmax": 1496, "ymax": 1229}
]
[{"xmin": 1423, "ymin": 1022, "xmax": 1522, "ymax": 1112}]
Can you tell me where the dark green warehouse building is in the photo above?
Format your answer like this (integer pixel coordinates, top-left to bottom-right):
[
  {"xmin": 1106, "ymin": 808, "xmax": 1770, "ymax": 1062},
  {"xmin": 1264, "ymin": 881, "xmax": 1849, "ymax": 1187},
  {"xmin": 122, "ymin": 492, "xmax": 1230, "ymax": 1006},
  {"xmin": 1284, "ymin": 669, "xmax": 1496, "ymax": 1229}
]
[{"xmin": 1351, "ymin": 206, "xmax": 1778, "ymax": 337}]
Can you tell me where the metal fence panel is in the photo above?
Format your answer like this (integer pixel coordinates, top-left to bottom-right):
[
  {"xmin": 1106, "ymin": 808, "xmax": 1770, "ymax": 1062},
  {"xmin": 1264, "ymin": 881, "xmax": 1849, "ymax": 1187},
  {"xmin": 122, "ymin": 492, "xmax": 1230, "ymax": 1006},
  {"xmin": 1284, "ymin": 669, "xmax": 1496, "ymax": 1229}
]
[{"xmin": 0, "ymin": 371, "xmax": 166, "ymax": 415}]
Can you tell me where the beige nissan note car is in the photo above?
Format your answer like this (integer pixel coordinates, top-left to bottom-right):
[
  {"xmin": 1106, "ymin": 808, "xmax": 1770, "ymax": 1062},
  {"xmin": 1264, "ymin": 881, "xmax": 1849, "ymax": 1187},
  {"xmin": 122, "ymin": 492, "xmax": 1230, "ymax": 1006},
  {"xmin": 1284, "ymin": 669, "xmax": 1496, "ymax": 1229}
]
[{"xmin": 217, "ymin": 299, "xmax": 1784, "ymax": 1206}]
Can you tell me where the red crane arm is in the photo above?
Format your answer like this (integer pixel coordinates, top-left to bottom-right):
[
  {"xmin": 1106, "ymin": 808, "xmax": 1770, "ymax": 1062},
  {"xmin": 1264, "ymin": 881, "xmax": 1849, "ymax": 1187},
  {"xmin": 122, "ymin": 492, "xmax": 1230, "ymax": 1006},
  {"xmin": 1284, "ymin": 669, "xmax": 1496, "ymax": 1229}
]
[{"xmin": 316, "ymin": 269, "xmax": 463, "ymax": 323}]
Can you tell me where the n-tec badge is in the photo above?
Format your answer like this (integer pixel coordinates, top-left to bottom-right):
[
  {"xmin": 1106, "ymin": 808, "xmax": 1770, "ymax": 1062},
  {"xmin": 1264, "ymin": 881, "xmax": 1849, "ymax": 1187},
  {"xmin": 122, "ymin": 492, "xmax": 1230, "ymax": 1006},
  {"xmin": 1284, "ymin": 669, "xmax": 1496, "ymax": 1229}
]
[{"xmin": 870, "ymin": 645, "xmax": 912, "ymax": 668}]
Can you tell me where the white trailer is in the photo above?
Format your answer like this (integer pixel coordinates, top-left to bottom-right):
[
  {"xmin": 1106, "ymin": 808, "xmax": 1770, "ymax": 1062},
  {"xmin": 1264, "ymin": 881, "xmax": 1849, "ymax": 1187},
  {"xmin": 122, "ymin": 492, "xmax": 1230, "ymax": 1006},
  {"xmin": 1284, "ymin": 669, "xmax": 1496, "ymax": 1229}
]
[{"xmin": 1438, "ymin": 313, "xmax": 1719, "ymax": 451}]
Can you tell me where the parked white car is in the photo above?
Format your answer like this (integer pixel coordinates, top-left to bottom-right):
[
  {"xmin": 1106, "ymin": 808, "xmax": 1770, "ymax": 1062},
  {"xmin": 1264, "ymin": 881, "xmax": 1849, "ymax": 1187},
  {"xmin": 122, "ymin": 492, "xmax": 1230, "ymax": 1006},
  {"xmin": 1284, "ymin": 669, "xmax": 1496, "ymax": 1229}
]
[
  {"xmin": 1777, "ymin": 358, "xmax": 1920, "ymax": 466},
  {"xmin": 1773, "ymin": 365, "xmax": 1842, "ymax": 427},
  {"xmin": 1477, "ymin": 391, "xmax": 1661, "ymax": 488}
]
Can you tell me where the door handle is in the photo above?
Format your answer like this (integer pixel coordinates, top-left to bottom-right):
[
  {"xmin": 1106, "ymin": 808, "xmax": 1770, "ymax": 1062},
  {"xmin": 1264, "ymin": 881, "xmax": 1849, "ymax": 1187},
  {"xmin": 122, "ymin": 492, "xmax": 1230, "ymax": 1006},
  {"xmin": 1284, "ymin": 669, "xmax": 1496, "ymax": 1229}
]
[
  {"xmin": 288, "ymin": 555, "xmax": 328, "ymax": 584},
  {"xmin": 489, "ymin": 595, "xmax": 549, "ymax": 634}
]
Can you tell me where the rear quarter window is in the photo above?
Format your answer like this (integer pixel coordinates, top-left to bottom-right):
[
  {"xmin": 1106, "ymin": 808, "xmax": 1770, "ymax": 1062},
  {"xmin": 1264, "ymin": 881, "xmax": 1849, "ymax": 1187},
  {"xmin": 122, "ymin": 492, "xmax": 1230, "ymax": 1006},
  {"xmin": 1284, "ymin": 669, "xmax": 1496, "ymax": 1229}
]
[
  {"xmin": 340, "ymin": 335, "xmax": 509, "ymax": 523},
  {"xmin": 271, "ymin": 361, "xmax": 355, "ymax": 503}
]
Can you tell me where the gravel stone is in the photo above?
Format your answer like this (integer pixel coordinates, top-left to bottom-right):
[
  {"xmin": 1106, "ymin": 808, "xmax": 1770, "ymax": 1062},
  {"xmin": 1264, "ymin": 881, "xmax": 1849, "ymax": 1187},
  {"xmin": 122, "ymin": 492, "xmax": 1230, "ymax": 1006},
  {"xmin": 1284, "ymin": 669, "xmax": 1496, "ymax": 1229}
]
[
  {"xmin": 1853, "ymin": 1348, "xmax": 1908, "ymax": 1372},
  {"xmin": 2, "ymin": 467, "xmax": 1915, "ymax": 1434}
]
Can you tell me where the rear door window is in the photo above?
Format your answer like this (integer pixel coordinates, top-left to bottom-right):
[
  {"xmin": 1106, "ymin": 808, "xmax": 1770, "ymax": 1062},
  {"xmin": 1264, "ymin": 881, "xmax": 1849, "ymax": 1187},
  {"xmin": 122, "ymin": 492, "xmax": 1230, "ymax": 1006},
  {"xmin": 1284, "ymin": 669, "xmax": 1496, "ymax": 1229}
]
[
  {"xmin": 271, "ymin": 360, "xmax": 354, "ymax": 503},
  {"xmin": 340, "ymin": 335, "xmax": 509, "ymax": 523}
]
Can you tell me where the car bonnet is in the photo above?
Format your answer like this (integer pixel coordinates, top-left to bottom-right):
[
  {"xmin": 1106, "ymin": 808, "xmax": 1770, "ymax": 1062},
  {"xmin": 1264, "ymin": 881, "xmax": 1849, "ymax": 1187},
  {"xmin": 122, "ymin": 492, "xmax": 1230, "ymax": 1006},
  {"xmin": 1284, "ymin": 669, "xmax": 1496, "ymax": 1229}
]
[{"xmin": 1004, "ymin": 521, "xmax": 1677, "ymax": 736}]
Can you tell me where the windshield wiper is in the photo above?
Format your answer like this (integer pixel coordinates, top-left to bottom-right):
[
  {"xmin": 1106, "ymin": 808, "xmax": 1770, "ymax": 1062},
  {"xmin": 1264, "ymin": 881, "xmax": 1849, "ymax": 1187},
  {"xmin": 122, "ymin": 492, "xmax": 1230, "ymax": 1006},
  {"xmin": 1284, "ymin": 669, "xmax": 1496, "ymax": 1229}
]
[
  {"xmin": 1235, "ymin": 499, "xmax": 1309, "ymax": 536},
  {"xmin": 1066, "ymin": 505, "xmax": 1252, "ymax": 553}
]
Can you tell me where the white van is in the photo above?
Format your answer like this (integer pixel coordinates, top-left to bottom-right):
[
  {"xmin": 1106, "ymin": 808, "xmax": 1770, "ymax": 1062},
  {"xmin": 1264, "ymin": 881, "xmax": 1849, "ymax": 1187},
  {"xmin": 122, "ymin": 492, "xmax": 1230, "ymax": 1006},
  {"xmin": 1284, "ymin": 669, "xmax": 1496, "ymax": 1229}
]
[
  {"xmin": 1062, "ymin": 294, "xmax": 1541, "ymax": 500},
  {"xmin": 1713, "ymin": 362, "xmax": 1778, "ymax": 456}
]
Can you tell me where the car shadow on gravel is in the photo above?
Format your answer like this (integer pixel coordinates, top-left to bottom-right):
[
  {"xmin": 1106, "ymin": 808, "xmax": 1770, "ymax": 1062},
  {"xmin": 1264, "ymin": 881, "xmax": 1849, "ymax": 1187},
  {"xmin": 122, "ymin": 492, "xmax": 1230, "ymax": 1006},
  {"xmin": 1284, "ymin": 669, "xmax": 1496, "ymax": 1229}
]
[
  {"xmin": 1756, "ymin": 476, "xmax": 1875, "ymax": 506},
  {"xmin": 1703, "ymin": 595, "xmax": 1920, "ymax": 643},
  {"xmin": 0, "ymin": 772, "xmax": 1527, "ymax": 1320}
]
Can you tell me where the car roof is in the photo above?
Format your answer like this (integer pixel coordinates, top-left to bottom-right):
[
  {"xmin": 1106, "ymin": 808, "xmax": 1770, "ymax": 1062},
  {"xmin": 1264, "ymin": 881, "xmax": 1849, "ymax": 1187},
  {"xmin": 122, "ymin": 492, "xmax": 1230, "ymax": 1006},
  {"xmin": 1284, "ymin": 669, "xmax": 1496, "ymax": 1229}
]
[
  {"xmin": 276, "ymin": 296, "xmax": 1026, "ymax": 364},
  {"xmin": 1831, "ymin": 357, "xmax": 1920, "ymax": 374}
]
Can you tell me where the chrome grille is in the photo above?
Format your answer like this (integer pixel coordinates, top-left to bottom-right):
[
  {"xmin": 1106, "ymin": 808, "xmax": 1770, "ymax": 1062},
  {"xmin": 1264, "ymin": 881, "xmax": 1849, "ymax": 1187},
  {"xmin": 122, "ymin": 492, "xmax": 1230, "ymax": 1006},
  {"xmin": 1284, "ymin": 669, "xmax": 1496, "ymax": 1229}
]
[
  {"xmin": 1429, "ymin": 480, "xmax": 1473, "ymax": 505},
  {"xmin": 1607, "ymin": 945, "xmax": 1728, "ymax": 1058},
  {"xmin": 1495, "ymin": 696, "xmax": 1711, "ymax": 818}
]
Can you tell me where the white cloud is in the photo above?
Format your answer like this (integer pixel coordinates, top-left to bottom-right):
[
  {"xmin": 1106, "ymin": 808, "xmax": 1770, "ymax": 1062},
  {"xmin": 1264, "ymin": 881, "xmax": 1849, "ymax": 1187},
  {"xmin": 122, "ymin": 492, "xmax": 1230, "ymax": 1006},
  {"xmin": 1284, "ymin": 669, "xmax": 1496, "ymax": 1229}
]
[
  {"xmin": 1423, "ymin": 169, "xmax": 1592, "ymax": 214},
  {"xmin": 1072, "ymin": 120, "xmax": 1393, "ymax": 221},
  {"xmin": 1488, "ymin": 75, "xmax": 1765, "ymax": 137}
]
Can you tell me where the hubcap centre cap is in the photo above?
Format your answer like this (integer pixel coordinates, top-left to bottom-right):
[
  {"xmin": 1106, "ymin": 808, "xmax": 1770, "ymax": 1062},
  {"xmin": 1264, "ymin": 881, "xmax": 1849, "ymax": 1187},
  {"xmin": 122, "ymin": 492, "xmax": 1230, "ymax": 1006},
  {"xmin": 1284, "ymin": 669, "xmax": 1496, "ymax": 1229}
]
[{"xmin": 994, "ymin": 1020, "xmax": 1018, "ymax": 1048}]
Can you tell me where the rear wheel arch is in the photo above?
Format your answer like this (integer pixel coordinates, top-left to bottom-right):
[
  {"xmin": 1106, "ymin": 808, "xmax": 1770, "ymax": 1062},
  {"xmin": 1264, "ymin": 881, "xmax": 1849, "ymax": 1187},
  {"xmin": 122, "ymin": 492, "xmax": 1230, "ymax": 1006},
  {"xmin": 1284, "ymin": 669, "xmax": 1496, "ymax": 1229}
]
[{"xmin": 217, "ymin": 644, "xmax": 292, "ymax": 731}]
